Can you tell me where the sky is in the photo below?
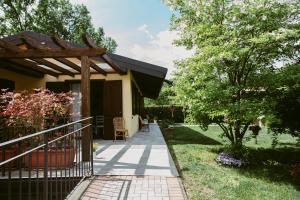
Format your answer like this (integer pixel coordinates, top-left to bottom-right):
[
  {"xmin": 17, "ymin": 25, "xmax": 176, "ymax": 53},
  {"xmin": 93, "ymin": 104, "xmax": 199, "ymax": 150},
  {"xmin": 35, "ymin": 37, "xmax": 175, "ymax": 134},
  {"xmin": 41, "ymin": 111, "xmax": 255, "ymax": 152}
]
[{"xmin": 70, "ymin": 0, "xmax": 192, "ymax": 78}]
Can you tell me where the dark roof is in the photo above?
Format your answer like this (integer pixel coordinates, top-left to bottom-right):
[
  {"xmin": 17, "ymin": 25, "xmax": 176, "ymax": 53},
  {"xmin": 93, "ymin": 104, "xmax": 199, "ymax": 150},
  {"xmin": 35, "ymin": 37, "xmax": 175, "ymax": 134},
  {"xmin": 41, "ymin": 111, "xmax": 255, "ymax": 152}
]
[
  {"xmin": 107, "ymin": 53, "xmax": 167, "ymax": 98},
  {"xmin": 1, "ymin": 31, "xmax": 168, "ymax": 99},
  {"xmin": 107, "ymin": 53, "xmax": 167, "ymax": 79},
  {"xmin": 2, "ymin": 31, "xmax": 81, "ymax": 49}
]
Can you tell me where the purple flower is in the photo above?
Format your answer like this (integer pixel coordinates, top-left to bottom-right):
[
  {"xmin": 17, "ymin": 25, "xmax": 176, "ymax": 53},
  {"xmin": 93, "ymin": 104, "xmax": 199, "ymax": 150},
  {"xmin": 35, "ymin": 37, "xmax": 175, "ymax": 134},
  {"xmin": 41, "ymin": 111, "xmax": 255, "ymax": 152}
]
[{"xmin": 216, "ymin": 152, "xmax": 248, "ymax": 167}]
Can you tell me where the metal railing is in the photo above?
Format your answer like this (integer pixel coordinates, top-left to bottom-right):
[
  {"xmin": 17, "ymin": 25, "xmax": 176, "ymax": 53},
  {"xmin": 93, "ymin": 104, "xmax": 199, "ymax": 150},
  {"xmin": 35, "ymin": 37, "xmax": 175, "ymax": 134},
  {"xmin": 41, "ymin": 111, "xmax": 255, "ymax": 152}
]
[{"xmin": 0, "ymin": 117, "xmax": 93, "ymax": 200}]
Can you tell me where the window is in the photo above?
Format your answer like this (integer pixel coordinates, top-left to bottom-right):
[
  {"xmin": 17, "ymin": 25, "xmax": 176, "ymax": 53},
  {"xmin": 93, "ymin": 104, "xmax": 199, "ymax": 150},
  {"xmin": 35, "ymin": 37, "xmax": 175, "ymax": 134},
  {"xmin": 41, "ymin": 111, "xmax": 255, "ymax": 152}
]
[{"xmin": 0, "ymin": 78, "xmax": 15, "ymax": 92}]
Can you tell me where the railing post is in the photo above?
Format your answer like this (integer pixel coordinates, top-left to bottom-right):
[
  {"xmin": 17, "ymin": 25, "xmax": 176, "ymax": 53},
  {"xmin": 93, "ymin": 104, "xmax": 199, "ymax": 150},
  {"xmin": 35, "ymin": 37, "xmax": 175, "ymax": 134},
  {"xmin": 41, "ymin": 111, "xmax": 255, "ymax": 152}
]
[
  {"xmin": 43, "ymin": 132, "xmax": 49, "ymax": 200},
  {"xmin": 90, "ymin": 124, "xmax": 94, "ymax": 175}
]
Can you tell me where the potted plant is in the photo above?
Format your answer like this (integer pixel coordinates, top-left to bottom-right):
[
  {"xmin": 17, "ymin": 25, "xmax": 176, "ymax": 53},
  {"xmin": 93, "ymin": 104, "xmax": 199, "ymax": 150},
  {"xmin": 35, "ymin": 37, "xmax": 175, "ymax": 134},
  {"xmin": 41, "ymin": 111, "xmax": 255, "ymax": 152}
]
[
  {"xmin": 25, "ymin": 132, "xmax": 76, "ymax": 169},
  {"xmin": 0, "ymin": 89, "xmax": 74, "ymax": 169},
  {"xmin": 0, "ymin": 90, "xmax": 17, "ymax": 166}
]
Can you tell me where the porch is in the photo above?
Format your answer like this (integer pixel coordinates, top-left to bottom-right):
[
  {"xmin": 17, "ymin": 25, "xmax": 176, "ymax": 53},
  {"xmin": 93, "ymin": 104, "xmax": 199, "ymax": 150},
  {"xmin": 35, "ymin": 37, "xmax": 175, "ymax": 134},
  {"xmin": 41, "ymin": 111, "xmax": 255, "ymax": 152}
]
[
  {"xmin": 93, "ymin": 123, "xmax": 178, "ymax": 176},
  {"xmin": 0, "ymin": 31, "xmax": 168, "ymax": 199}
]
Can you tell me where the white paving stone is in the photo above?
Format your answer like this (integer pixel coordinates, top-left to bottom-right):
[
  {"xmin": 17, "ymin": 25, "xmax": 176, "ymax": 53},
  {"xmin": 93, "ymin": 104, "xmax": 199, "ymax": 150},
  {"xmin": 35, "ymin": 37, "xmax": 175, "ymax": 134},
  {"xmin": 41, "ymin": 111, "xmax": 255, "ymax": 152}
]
[{"xmin": 93, "ymin": 124, "xmax": 179, "ymax": 177}]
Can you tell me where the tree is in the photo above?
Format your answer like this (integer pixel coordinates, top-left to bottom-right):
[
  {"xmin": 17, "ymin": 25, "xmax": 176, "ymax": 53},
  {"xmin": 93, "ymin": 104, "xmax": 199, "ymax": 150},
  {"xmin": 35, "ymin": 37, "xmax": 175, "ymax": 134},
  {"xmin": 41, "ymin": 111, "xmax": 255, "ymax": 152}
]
[
  {"xmin": 269, "ymin": 64, "xmax": 300, "ymax": 138},
  {"xmin": 166, "ymin": 0, "xmax": 300, "ymax": 148},
  {"xmin": 145, "ymin": 82, "xmax": 175, "ymax": 106},
  {"xmin": 0, "ymin": 0, "xmax": 117, "ymax": 52}
]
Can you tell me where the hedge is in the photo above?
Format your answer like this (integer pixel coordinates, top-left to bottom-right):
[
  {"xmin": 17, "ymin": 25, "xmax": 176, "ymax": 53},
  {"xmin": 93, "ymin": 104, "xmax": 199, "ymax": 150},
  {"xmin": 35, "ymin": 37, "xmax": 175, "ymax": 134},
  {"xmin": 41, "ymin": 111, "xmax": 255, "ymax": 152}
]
[{"xmin": 144, "ymin": 105, "xmax": 184, "ymax": 123}]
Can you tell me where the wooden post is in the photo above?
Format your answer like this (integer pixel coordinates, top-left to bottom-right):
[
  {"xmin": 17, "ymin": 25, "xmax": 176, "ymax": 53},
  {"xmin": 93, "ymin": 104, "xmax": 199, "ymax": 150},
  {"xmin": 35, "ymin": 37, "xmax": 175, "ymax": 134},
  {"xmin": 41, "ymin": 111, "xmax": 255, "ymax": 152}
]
[{"xmin": 81, "ymin": 56, "xmax": 91, "ymax": 161}]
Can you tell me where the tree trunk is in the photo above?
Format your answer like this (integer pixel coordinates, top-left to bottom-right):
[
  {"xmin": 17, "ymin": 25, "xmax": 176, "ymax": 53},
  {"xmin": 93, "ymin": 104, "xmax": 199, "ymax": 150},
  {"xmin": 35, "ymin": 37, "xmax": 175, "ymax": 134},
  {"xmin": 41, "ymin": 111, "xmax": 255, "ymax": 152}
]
[{"xmin": 217, "ymin": 122, "xmax": 249, "ymax": 150}]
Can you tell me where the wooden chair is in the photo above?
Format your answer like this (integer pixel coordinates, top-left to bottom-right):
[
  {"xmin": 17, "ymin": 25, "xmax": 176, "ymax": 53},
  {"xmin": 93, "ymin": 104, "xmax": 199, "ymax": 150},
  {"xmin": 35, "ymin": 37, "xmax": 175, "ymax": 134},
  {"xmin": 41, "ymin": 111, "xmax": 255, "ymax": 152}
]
[
  {"xmin": 139, "ymin": 116, "xmax": 150, "ymax": 132},
  {"xmin": 113, "ymin": 117, "xmax": 128, "ymax": 142}
]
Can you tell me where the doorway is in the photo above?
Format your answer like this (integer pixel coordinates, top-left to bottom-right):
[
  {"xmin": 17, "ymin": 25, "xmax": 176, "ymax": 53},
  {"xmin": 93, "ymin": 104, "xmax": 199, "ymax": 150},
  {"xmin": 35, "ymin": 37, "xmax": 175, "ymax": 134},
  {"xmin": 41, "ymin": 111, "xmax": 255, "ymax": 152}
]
[
  {"xmin": 46, "ymin": 80, "xmax": 123, "ymax": 140},
  {"xmin": 46, "ymin": 80, "xmax": 105, "ymax": 139},
  {"xmin": 90, "ymin": 80, "xmax": 104, "ymax": 139}
]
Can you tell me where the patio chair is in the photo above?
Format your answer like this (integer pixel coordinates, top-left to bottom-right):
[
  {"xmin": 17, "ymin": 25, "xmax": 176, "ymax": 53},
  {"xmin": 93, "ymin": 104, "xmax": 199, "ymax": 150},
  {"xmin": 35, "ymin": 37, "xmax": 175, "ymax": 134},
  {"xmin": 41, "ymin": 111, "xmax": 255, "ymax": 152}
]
[
  {"xmin": 139, "ymin": 116, "xmax": 150, "ymax": 132},
  {"xmin": 93, "ymin": 115, "xmax": 104, "ymax": 138},
  {"xmin": 113, "ymin": 117, "xmax": 128, "ymax": 142}
]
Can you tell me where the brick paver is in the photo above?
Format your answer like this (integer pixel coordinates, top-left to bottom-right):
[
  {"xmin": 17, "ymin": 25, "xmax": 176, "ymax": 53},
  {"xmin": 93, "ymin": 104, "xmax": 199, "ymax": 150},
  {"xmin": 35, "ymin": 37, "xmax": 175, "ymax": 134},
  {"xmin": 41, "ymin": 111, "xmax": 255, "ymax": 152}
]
[{"xmin": 81, "ymin": 176, "xmax": 186, "ymax": 200}]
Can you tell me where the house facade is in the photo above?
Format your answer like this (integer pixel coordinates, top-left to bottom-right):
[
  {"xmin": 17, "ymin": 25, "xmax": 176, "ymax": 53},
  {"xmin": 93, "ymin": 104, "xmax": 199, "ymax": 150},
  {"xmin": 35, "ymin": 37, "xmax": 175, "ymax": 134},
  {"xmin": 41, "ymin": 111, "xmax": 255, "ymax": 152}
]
[{"xmin": 0, "ymin": 31, "xmax": 167, "ymax": 139}]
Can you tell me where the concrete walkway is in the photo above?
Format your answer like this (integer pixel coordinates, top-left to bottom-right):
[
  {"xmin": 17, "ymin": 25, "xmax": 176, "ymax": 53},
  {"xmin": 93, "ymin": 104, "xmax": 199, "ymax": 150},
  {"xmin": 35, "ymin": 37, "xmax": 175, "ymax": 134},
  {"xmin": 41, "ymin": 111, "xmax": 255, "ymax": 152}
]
[
  {"xmin": 79, "ymin": 124, "xmax": 186, "ymax": 200},
  {"xmin": 93, "ymin": 124, "xmax": 178, "ymax": 177}
]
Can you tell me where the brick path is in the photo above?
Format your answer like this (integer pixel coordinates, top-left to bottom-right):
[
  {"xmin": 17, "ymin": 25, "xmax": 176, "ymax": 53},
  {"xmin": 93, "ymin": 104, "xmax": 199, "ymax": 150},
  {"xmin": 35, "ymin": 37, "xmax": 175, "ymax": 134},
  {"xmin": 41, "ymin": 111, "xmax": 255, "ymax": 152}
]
[{"xmin": 81, "ymin": 176, "xmax": 186, "ymax": 200}]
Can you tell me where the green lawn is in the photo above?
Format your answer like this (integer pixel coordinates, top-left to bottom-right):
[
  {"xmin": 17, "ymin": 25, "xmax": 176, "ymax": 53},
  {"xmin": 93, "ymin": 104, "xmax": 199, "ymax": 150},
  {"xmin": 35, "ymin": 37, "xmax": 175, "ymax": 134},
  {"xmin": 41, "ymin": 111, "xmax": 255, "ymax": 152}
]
[{"xmin": 165, "ymin": 125, "xmax": 300, "ymax": 200}]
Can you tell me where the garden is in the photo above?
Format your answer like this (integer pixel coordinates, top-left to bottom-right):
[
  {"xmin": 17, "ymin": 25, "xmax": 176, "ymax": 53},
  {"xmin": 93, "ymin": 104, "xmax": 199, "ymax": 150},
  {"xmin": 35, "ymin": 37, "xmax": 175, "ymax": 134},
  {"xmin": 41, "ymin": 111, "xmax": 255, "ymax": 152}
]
[
  {"xmin": 161, "ymin": 125, "xmax": 300, "ymax": 200},
  {"xmin": 146, "ymin": 1, "xmax": 300, "ymax": 199}
]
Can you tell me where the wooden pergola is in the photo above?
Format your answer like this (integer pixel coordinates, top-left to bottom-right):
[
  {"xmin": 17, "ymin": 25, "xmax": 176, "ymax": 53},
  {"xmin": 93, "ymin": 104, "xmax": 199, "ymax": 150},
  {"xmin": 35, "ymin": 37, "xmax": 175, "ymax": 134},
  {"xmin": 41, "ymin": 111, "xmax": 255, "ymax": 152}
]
[{"xmin": 0, "ymin": 33, "xmax": 124, "ymax": 161}]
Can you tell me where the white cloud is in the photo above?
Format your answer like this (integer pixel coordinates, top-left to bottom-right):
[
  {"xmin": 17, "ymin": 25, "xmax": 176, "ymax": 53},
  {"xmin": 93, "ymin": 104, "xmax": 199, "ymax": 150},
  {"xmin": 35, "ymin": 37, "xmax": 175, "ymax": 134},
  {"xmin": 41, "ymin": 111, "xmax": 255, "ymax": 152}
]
[
  {"xmin": 103, "ymin": 24, "xmax": 193, "ymax": 79},
  {"xmin": 128, "ymin": 28, "xmax": 193, "ymax": 78},
  {"xmin": 69, "ymin": 1, "xmax": 190, "ymax": 78},
  {"xmin": 137, "ymin": 24, "xmax": 154, "ymax": 39},
  {"xmin": 70, "ymin": 0, "xmax": 89, "ymax": 4}
]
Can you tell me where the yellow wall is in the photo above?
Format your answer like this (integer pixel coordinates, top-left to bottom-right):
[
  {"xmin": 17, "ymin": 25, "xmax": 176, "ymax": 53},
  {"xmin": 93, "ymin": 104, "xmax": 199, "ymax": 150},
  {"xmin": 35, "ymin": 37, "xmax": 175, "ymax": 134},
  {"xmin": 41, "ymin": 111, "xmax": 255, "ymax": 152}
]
[
  {"xmin": 0, "ymin": 68, "xmax": 44, "ymax": 91},
  {"xmin": 0, "ymin": 68, "xmax": 140, "ymax": 137},
  {"xmin": 46, "ymin": 72, "xmax": 139, "ymax": 136},
  {"xmin": 121, "ymin": 72, "xmax": 140, "ymax": 137}
]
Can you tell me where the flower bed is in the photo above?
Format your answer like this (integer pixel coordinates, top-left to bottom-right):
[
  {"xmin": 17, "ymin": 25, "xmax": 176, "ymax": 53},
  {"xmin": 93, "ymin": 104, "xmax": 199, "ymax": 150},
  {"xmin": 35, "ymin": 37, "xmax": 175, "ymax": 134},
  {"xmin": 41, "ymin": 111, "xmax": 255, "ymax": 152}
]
[{"xmin": 216, "ymin": 152, "xmax": 249, "ymax": 167}]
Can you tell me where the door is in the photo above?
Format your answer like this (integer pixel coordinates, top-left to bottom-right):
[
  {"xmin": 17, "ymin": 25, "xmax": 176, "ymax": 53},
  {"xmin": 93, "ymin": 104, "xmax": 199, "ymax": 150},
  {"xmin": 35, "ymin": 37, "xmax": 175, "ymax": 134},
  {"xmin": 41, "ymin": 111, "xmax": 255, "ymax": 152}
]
[
  {"xmin": 90, "ymin": 80, "xmax": 104, "ymax": 139},
  {"xmin": 103, "ymin": 80, "xmax": 123, "ymax": 139}
]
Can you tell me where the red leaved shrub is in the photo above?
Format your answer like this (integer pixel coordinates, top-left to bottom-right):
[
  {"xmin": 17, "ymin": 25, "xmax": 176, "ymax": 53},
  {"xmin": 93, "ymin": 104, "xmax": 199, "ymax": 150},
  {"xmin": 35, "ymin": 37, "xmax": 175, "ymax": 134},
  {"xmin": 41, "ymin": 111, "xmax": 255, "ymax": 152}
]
[{"xmin": 0, "ymin": 89, "xmax": 73, "ymax": 132}]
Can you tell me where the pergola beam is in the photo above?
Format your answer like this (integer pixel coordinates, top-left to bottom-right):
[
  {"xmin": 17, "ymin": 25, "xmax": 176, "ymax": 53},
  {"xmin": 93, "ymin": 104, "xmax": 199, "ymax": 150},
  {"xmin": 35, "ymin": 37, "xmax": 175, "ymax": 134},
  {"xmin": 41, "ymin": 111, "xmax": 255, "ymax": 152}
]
[
  {"xmin": 82, "ymin": 34, "xmax": 98, "ymax": 48},
  {"xmin": 20, "ymin": 36, "xmax": 81, "ymax": 75},
  {"xmin": 82, "ymin": 34, "xmax": 119, "ymax": 75},
  {"xmin": 55, "ymin": 58, "xmax": 81, "ymax": 72},
  {"xmin": 81, "ymin": 34, "xmax": 107, "ymax": 75},
  {"xmin": 89, "ymin": 61, "xmax": 107, "ymax": 75},
  {"xmin": 52, "ymin": 35, "xmax": 106, "ymax": 75},
  {"xmin": 0, "ymin": 60, "xmax": 44, "ymax": 78},
  {"xmin": 9, "ymin": 59, "xmax": 59, "ymax": 77},
  {"xmin": 0, "ymin": 36, "xmax": 113, "ymax": 76},
  {"xmin": 21, "ymin": 35, "xmax": 49, "ymax": 50},
  {"xmin": 52, "ymin": 36, "xmax": 73, "ymax": 49},
  {"xmin": 32, "ymin": 58, "xmax": 75, "ymax": 77},
  {"xmin": 0, "ymin": 39, "xmax": 24, "ymax": 53},
  {"xmin": 0, "ymin": 47, "xmax": 106, "ymax": 59},
  {"xmin": 0, "ymin": 37, "xmax": 60, "ymax": 77}
]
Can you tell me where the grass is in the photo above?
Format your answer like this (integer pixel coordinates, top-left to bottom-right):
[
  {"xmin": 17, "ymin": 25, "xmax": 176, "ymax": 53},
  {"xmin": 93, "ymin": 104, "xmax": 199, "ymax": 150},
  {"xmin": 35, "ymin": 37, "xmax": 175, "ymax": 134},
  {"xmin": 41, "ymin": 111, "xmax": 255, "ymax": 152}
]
[
  {"xmin": 92, "ymin": 143, "xmax": 99, "ymax": 152},
  {"xmin": 164, "ymin": 125, "xmax": 300, "ymax": 200}
]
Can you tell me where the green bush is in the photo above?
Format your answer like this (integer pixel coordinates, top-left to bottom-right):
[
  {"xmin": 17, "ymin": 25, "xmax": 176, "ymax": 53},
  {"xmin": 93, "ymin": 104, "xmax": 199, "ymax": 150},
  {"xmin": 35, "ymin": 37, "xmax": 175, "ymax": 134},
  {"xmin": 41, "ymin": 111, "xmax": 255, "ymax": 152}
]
[
  {"xmin": 159, "ymin": 119, "xmax": 175, "ymax": 130},
  {"xmin": 145, "ymin": 106, "xmax": 184, "ymax": 123}
]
